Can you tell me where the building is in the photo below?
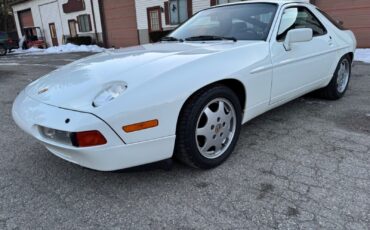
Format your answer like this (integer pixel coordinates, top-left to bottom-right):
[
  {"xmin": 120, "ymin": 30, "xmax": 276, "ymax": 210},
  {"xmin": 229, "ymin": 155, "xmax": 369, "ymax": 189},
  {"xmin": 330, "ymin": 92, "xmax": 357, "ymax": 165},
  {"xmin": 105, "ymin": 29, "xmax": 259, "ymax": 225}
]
[
  {"xmin": 12, "ymin": 0, "xmax": 103, "ymax": 47},
  {"xmin": 97, "ymin": 0, "xmax": 211, "ymax": 48},
  {"xmin": 11, "ymin": 0, "xmax": 370, "ymax": 48},
  {"xmin": 134, "ymin": 0, "xmax": 209, "ymax": 44}
]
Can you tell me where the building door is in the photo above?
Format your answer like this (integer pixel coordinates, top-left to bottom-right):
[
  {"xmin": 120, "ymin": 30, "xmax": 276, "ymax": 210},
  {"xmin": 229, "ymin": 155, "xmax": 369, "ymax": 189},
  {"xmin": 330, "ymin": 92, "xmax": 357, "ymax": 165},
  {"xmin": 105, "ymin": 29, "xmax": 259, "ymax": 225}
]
[
  {"xmin": 68, "ymin": 20, "xmax": 77, "ymax": 37},
  {"xmin": 147, "ymin": 6, "xmax": 162, "ymax": 32},
  {"xmin": 49, "ymin": 23, "xmax": 58, "ymax": 46},
  {"xmin": 147, "ymin": 6, "xmax": 166, "ymax": 42}
]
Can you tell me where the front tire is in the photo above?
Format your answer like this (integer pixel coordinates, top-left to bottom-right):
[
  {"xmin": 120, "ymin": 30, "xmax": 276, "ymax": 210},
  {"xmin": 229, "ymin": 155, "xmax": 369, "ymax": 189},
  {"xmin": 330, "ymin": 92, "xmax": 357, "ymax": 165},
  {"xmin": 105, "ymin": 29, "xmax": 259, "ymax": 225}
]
[
  {"xmin": 316, "ymin": 55, "xmax": 352, "ymax": 100},
  {"xmin": 175, "ymin": 85, "xmax": 242, "ymax": 169}
]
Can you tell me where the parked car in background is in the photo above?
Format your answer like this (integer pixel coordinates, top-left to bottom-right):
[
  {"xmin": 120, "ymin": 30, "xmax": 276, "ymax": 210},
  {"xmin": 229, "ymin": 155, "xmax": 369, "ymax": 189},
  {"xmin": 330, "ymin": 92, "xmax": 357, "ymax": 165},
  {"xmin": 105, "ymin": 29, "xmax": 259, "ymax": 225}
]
[
  {"xmin": 13, "ymin": 0, "xmax": 356, "ymax": 171},
  {"xmin": 0, "ymin": 31, "xmax": 19, "ymax": 56},
  {"xmin": 21, "ymin": 27, "xmax": 46, "ymax": 49}
]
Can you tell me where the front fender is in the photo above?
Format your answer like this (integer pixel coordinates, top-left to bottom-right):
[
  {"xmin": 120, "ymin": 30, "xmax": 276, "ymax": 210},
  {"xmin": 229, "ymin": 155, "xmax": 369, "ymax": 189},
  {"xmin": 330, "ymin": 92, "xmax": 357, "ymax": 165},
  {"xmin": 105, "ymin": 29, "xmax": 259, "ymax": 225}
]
[{"xmin": 93, "ymin": 42, "xmax": 272, "ymax": 144}]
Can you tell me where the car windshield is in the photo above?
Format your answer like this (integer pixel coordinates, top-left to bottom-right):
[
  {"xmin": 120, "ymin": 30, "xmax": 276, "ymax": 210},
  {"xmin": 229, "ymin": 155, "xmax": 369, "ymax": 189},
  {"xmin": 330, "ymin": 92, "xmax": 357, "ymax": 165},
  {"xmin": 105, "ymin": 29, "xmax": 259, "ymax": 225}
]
[{"xmin": 169, "ymin": 3, "xmax": 278, "ymax": 41}]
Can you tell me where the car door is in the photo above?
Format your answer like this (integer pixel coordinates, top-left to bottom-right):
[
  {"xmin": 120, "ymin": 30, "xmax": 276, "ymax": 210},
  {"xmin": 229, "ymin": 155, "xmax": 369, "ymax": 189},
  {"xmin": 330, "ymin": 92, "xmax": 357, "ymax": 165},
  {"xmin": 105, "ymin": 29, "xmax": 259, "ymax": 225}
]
[{"xmin": 269, "ymin": 5, "xmax": 337, "ymax": 104}]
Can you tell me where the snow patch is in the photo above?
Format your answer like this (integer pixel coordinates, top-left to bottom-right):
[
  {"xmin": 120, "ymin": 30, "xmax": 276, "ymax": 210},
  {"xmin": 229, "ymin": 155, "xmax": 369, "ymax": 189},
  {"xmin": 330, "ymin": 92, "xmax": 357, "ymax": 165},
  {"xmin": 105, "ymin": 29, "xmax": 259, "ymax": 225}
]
[
  {"xmin": 0, "ymin": 63, "xmax": 20, "ymax": 66},
  {"xmin": 12, "ymin": 43, "xmax": 106, "ymax": 55},
  {"xmin": 354, "ymin": 49, "xmax": 370, "ymax": 63}
]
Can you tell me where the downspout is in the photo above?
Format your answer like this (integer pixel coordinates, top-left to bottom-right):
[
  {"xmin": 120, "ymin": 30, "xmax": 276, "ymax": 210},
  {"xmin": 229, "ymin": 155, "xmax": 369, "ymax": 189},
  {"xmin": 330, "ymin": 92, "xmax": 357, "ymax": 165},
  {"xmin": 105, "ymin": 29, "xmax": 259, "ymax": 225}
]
[
  {"xmin": 90, "ymin": 0, "xmax": 99, "ymax": 44},
  {"xmin": 97, "ymin": 0, "xmax": 108, "ymax": 47}
]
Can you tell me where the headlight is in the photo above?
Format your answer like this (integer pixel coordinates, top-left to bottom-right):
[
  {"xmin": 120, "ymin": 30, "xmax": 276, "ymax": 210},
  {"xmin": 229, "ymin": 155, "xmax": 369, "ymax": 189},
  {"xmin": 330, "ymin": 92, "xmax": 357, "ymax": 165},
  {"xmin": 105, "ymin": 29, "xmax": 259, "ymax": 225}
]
[{"xmin": 93, "ymin": 82, "xmax": 127, "ymax": 107}]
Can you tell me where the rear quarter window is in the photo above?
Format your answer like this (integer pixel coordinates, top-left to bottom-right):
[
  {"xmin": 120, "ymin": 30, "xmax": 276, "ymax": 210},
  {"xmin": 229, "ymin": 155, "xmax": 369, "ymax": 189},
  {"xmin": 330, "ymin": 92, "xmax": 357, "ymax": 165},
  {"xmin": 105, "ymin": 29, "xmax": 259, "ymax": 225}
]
[{"xmin": 317, "ymin": 8, "xmax": 347, "ymax": 30}]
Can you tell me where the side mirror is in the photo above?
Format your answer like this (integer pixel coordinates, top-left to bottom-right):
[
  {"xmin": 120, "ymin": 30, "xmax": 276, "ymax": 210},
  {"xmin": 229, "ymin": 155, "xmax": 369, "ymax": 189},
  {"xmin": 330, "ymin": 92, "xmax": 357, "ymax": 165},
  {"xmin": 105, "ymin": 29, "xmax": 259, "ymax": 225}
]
[{"xmin": 283, "ymin": 28, "xmax": 313, "ymax": 51}]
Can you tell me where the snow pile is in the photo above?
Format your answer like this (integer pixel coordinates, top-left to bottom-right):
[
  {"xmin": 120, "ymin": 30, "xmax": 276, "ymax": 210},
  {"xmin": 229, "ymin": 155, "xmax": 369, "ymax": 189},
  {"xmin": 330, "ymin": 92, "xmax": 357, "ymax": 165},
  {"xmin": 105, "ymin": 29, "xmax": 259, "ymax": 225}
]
[
  {"xmin": 354, "ymin": 49, "xmax": 370, "ymax": 63},
  {"xmin": 18, "ymin": 35, "xmax": 25, "ymax": 48},
  {"xmin": 44, "ymin": 43, "xmax": 105, "ymax": 53},
  {"xmin": 12, "ymin": 43, "xmax": 106, "ymax": 55}
]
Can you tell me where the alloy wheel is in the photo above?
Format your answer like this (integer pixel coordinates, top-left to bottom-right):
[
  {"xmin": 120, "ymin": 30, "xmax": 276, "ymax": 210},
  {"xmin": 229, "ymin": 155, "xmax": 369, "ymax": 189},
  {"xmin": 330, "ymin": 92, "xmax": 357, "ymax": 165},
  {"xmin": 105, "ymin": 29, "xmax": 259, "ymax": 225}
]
[
  {"xmin": 195, "ymin": 98, "xmax": 237, "ymax": 159},
  {"xmin": 337, "ymin": 58, "xmax": 350, "ymax": 93}
]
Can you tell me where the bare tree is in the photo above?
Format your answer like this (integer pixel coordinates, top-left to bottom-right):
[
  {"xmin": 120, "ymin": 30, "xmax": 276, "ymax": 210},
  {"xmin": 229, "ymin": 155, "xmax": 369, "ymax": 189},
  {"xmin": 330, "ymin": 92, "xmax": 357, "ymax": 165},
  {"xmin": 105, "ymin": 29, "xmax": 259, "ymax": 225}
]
[{"xmin": 0, "ymin": 0, "xmax": 13, "ymax": 32}]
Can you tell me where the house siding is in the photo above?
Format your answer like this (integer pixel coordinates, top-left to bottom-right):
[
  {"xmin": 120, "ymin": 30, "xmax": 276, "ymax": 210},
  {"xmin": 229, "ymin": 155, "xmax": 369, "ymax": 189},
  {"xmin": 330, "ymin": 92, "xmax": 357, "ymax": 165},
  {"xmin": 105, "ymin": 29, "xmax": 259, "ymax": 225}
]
[
  {"xmin": 135, "ymin": 0, "xmax": 166, "ymax": 31},
  {"xmin": 192, "ymin": 0, "xmax": 210, "ymax": 14},
  {"xmin": 134, "ymin": 0, "xmax": 210, "ymax": 44},
  {"xmin": 135, "ymin": 0, "xmax": 210, "ymax": 30}
]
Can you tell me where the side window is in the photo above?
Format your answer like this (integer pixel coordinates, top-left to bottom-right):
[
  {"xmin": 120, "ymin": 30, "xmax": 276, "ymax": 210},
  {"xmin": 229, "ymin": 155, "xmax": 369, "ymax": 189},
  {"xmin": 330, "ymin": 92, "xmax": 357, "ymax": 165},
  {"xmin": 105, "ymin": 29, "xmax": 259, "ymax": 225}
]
[{"xmin": 277, "ymin": 6, "xmax": 327, "ymax": 41}]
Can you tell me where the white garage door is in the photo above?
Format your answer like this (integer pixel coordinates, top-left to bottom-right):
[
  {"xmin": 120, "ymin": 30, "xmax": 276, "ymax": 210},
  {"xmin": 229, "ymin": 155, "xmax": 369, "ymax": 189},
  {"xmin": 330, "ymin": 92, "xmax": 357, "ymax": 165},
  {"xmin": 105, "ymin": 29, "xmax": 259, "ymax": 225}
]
[{"xmin": 39, "ymin": 2, "xmax": 63, "ymax": 47}]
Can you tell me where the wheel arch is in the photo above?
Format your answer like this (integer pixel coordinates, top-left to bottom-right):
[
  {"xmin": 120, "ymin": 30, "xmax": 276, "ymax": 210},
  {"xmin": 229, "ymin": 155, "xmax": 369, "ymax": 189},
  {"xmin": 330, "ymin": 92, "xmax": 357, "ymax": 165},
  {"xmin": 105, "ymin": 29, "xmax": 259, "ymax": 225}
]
[
  {"xmin": 176, "ymin": 78, "xmax": 247, "ymax": 134},
  {"xmin": 347, "ymin": 52, "xmax": 354, "ymax": 63}
]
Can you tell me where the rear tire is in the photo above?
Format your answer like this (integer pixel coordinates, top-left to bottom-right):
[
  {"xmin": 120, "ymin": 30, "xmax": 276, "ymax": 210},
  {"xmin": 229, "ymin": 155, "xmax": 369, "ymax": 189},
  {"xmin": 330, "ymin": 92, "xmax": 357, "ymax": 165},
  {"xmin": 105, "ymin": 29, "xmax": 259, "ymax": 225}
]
[
  {"xmin": 0, "ymin": 45, "xmax": 7, "ymax": 56},
  {"xmin": 175, "ymin": 85, "xmax": 242, "ymax": 169},
  {"xmin": 316, "ymin": 55, "xmax": 351, "ymax": 100}
]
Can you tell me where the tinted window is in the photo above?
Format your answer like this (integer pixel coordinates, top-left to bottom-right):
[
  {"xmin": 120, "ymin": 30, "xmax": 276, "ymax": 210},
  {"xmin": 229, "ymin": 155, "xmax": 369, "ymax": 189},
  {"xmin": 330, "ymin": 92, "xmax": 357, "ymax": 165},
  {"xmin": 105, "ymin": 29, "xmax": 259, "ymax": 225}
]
[
  {"xmin": 317, "ymin": 8, "xmax": 346, "ymax": 30},
  {"xmin": 277, "ymin": 6, "xmax": 327, "ymax": 41},
  {"xmin": 170, "ymin": 3, "xmax": 278, "ymax": 41}
]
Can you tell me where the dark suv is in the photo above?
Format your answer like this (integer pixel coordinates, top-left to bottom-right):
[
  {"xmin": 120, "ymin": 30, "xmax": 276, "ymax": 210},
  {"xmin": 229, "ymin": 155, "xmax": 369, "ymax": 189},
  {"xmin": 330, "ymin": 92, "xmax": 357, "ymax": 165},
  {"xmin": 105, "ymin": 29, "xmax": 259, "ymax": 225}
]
[{"xmin": 0, "ymin": 31, "xmax": 19, "ymax": 56}]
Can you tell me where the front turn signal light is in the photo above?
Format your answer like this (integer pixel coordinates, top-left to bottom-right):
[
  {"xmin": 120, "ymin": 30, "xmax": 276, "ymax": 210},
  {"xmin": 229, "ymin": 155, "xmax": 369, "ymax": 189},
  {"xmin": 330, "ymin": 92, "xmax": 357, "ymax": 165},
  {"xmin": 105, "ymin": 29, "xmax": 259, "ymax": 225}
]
[
  {"xmin": 123, "ymin": 120, "xmax": 158, "ymax": 133},
  {"xmin": 72, "ymin": 130, "xmax": 107, "ymax": 147}
]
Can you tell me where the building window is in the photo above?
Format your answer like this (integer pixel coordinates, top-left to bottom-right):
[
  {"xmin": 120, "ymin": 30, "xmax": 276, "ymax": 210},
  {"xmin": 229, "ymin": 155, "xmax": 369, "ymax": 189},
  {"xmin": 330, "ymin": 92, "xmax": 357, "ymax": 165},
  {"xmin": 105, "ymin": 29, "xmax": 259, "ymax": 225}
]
[
  {"xmin": 169, "ymin": 0, "xmax": 188, "ymax": 25},
  {"xmin": 77, "ymin": 14, "xmax": 91, "ymax": 32},
  {"xmin": 147, "ymin": 6, "xmax": 162, "ymax": 32}
]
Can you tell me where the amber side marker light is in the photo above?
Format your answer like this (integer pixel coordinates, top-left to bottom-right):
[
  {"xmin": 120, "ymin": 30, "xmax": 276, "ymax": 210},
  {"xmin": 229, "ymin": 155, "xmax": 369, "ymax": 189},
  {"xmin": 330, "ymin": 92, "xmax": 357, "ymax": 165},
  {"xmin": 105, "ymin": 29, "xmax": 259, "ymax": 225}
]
[
  {"xmin": 123, "ymin": 119, "xmax": 159, "ymax": 133},
  {"xmin": 72, "ymin": 130, "xmax": 107, "ymax": 147}
]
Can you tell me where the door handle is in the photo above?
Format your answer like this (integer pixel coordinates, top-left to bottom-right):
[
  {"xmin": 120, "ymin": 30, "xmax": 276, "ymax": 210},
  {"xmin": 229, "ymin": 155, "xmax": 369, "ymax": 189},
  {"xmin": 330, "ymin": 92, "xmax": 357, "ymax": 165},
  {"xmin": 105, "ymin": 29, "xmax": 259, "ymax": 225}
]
[{"xmin": 328, "ymin": 36, "xmax": 333, "ymax": 46}]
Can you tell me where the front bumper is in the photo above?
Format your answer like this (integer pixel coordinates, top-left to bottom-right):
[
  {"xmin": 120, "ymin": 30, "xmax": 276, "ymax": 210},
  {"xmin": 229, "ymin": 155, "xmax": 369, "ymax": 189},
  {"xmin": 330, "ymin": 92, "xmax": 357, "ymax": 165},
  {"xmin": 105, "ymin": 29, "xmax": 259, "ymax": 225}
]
[{"xmin": 12, "ymin": 90, "xmax": 175, "ymax": 171}]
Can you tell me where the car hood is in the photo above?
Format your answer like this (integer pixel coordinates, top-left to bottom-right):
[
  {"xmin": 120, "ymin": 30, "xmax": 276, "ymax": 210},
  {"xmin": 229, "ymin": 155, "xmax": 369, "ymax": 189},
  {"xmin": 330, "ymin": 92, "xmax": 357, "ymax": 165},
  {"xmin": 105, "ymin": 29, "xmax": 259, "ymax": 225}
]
[{"xmin": 25, "ymin": 41, "xmax": 260, "ymax": 111}]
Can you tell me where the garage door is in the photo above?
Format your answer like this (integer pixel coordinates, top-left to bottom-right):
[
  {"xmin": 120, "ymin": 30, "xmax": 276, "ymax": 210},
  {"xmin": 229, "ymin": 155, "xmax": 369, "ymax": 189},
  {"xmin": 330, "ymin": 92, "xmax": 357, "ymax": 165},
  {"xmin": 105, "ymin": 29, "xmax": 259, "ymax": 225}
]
[
  {"xmin": 313, "ymin": 0, "xmax": 370, "ymax": 48},
  {"xmin": 100, "ymin": 0, "xmax": 139, "ymax": 48},
  {"xmin": 18, "ymin": 9, "xmax": 34, "ymax": 32}
]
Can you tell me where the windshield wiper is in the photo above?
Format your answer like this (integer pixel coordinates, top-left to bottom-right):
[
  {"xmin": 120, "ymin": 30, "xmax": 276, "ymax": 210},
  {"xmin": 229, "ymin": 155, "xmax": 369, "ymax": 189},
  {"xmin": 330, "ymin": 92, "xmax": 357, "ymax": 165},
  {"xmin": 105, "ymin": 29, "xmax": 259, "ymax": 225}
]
[
  {"xmin": 160, "ymin": 36, "xmax": 184, "ymax": 42},
  {"xmin": 185, "ymin": 35, "xmax": 237, "ymax": 42}
]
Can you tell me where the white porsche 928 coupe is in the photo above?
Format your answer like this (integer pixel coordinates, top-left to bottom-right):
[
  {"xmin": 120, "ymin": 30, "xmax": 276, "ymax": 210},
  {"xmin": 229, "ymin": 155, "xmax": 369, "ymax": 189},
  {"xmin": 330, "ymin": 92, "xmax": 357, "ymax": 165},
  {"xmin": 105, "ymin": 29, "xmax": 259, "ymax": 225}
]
[{"xmin": 13, "ymin": 0, "xmax": 356, "ymax": 171}]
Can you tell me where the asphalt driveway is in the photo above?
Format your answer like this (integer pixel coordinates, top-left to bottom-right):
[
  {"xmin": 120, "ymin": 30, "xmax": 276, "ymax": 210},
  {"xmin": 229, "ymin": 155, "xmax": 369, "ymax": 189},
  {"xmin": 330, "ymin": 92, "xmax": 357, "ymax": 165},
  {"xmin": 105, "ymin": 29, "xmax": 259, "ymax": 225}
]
[{"xmin": 0, "ymin": 52, "xmax": 370, "ymax": 229}]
